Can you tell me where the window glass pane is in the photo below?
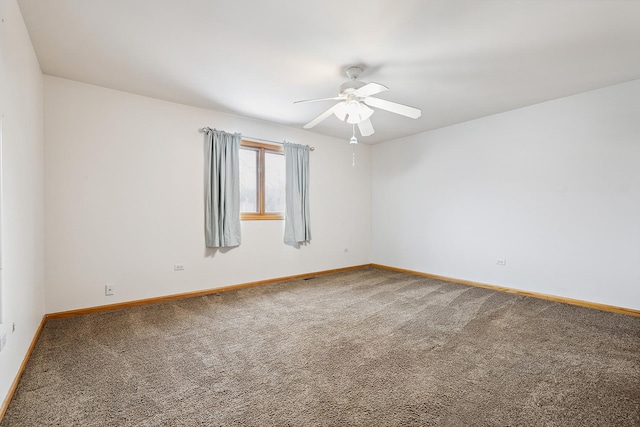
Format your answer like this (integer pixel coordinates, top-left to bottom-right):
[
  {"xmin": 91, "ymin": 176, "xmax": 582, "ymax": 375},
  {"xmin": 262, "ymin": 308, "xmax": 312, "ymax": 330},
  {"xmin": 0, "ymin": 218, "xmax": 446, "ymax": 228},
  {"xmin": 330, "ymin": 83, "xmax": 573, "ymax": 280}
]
[
  {"xmin": 239, "ymin": 148, "xmax": 258, "ymax": 213},
  {"xmin": 265, "ymin": 152, "xmax": 285, "ymax": 213}
]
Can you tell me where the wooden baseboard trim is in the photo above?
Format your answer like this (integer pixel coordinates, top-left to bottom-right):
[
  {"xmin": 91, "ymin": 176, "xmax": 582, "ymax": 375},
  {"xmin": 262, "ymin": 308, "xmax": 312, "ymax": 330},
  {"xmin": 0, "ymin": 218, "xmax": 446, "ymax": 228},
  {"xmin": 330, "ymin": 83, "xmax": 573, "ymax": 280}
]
[
  {"xmin": 46, "ymin": 264, "xmax": 371, "ymax": 320},
  {"xmin": 0, "ymin": 315, "xmax": 47, "ymax": 423},
  {"xmin": 370, "ymin": 264, "xmax": 640, "ymax": 317},
  {"xmin": 46, "ymin": 263, "xmax": 640, "ymax": 319}
]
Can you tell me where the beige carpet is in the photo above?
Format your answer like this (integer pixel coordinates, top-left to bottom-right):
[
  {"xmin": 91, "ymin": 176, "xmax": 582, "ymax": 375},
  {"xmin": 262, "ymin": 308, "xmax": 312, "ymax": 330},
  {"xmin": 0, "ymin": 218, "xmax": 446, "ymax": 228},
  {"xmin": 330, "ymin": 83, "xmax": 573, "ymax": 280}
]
[{"xmin": 2, "ymin": 267, "xmax": 639, "ymax": 426}]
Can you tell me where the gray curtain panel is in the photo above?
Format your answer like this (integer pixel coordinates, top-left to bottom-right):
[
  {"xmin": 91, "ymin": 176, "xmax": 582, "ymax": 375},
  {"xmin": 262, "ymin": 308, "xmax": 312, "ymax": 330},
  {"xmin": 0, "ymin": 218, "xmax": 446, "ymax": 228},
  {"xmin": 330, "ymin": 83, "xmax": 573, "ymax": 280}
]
[
  {"xmin": 204, "ymin": 129, "xmax": 241, "ymax": 247},
  {"xmin": 284, "ymin": 142, "xmax": 311, "ymax": 244}
]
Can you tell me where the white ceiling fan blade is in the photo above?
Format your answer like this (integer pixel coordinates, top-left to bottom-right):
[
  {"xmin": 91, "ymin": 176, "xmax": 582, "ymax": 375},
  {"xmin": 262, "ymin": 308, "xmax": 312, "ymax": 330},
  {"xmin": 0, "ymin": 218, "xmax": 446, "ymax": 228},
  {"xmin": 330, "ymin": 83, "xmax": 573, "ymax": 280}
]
[
  {"xmin": 357, "ymin": 118, "xmax": 375, "ymax": 136},
  {"xmin": 294, "ymin": 96, "xmax": 343, "ymax": 104},
  {"xmin": 353, "ymin": 82, "xmax": 388, "ymax": 98},
  {"xmin": 364, "ymin": 97, "xmax": 422, "ymax": 119},
  {"xmin": 303, "ymin": 102, "xmax": 345, "ymax": 129}
]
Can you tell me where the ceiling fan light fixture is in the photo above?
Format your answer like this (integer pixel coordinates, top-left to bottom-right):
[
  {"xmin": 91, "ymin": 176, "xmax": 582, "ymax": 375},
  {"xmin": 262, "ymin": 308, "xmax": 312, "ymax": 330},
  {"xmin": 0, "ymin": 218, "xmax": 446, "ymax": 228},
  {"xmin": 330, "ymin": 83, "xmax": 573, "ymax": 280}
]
[
  {"xmin": 337, "ymin": 100, "xmax": 359, "ymax": 123},
  {"xmin": 337, "ymin": 101, "xmax": 374, "ymax": 124},
  {"xmin": 333, "ymin": 103, "xmax": 348, "ymax": 122},
  {"xmin": 345, "ymin": 100, "xmax": 360, "ymax": 116}
]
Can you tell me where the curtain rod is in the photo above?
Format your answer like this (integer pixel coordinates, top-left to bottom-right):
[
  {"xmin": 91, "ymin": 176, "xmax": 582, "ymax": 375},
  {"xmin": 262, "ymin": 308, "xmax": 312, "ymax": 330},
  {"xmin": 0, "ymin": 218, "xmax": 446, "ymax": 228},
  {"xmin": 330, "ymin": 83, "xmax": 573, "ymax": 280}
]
[{"xmin": 199, "ymin": 127, "xmax": 315, "ymax": 151}]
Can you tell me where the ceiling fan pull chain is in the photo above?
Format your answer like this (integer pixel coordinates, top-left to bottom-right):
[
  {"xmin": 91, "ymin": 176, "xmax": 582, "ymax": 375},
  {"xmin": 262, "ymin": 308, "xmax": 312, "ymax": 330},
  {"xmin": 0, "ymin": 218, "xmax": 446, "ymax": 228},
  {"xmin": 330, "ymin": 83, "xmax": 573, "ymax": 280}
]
[
  {"xmin": 350, "ymin": 124, "xmax": 357, "ymax": 166},
  {"xmin": 352, "ymin": 143, "xmax": 356, "ymax": 167}
]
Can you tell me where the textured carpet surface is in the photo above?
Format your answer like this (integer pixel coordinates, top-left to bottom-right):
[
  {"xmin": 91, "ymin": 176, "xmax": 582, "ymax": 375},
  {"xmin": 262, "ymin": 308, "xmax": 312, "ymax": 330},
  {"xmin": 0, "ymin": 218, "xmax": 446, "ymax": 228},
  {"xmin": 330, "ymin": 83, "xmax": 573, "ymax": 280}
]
[{"xmin": 2, "ymin": 267, "xmax": 639, "ymax": 426}]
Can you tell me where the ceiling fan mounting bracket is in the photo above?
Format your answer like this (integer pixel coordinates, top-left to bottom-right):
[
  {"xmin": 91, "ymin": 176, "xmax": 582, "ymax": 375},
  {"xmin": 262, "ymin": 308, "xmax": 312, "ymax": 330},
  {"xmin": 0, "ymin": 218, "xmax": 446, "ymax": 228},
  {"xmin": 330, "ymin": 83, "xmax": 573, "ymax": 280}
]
[{"xmin": 345, "ymin": 66, "xmax": 363, "ymax": 80}]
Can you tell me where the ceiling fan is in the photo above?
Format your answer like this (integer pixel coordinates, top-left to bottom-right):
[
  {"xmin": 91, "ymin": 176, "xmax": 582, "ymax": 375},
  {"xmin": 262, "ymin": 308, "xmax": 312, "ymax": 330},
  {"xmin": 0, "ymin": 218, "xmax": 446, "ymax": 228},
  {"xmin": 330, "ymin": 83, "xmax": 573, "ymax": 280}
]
[{"xmin": 295, "ymin": 66, "xmax": 421, "ymax": 137}]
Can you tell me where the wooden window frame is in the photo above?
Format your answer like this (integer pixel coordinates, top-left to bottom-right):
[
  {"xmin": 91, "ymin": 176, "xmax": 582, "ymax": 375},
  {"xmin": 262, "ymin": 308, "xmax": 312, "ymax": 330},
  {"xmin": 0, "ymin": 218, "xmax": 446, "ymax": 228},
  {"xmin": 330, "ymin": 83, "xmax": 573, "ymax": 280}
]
[{"xmin": 240, "ymin": 140, "xmax": 284, "ymax": 221}]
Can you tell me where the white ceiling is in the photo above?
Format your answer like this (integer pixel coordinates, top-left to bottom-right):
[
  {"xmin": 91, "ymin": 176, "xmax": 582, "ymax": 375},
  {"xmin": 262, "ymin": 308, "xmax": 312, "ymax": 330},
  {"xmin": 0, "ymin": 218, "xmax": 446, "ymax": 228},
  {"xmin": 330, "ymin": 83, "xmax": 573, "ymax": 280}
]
[{"xmin": 17, "ymin": 0, "xmax": 640, "ymax": 144}]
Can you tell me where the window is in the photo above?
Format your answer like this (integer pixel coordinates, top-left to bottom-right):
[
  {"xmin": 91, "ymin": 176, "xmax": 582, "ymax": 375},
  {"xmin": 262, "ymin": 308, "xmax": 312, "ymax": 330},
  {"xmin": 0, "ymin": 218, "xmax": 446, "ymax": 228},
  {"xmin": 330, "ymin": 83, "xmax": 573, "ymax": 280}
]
[{"xmin": 239, "ymin": 140, "xmax": 285, "ymax": 220}]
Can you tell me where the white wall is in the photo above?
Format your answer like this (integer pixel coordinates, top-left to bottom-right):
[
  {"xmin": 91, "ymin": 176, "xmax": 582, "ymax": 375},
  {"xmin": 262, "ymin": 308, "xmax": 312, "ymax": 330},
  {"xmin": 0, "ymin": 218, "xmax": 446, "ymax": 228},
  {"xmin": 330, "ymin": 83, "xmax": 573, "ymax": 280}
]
[
  {"xmin": 44, "ymin": 76, "xmax": 371, "ymax": 313},
  {"xmin": 372, "ymin": 80, "xmax": 640, "ymax": 310},
  {"xmin": 0, "ymin": 0, "xmax": 46, "ymax": 408}
]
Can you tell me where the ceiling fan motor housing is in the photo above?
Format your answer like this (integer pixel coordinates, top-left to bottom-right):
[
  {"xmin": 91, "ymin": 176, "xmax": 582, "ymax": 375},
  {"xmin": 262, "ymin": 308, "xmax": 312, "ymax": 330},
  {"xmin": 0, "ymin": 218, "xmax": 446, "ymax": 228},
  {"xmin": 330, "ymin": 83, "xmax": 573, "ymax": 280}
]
[
  {"xmin": 339, "ymin": 80, "xmax": 365, "ymax": 96},
  {"xmin": 340, "ymin": 66, "xmax": 366, "ymax": 96}
]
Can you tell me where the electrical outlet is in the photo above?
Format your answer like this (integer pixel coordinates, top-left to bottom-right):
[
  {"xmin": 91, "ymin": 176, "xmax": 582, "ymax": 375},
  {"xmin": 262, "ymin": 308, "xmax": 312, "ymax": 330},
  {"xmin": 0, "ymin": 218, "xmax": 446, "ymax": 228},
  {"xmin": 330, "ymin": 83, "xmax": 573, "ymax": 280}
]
[
  {"xmin": 0, "ymin": 333, "xmax": 6, "ymax": 352},
  {"xmin": 105, "ymin": 284, "xmax": 115, "ymax": 296},
  {"xmin": 496, "ymin": 259, "xmax": 507, "ymax": 266},
  {"xmin": 174, "ymin": 264, "xmax": 185, "ymax": 271}
]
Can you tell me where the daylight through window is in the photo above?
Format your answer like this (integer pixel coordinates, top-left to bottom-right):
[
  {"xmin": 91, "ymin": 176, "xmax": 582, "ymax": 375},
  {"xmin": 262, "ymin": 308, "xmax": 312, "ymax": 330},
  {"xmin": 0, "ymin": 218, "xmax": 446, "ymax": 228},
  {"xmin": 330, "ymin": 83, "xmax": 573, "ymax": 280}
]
[{"xmin": 239, "ymin": 140, "xmax": 285, "ymax": 220}]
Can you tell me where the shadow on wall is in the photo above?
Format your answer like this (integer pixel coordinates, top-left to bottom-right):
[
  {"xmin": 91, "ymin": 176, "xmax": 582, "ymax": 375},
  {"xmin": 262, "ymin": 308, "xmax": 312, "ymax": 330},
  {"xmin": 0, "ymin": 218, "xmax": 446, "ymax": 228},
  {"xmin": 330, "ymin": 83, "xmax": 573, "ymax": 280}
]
[{"xmin": 204, "ymin": 246, "xmax": 235, "ymax": 258}]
